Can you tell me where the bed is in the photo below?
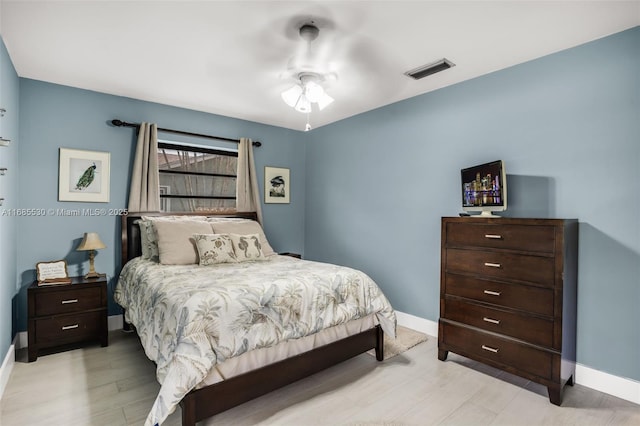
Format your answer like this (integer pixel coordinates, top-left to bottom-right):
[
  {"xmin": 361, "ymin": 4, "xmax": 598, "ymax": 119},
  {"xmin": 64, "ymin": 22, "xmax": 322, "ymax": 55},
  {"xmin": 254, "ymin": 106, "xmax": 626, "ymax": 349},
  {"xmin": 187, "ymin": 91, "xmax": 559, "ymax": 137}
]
[{"xmin": 115, "ymin": 212, "xmax": 396, "ymax": 426}]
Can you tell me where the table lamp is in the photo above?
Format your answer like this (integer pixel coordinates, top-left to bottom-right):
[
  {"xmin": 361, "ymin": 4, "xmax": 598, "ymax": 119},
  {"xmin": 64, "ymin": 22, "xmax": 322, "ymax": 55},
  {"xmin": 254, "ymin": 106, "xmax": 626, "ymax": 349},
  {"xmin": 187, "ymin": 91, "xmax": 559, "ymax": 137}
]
[{"xmin": 77, "ymin": 232, "xmax": 106, "ymax": 279}]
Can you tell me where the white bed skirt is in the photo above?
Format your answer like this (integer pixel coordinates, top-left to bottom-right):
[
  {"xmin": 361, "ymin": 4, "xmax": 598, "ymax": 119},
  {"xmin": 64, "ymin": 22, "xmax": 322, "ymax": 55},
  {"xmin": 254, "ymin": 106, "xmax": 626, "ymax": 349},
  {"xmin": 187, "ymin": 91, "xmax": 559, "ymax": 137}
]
[{"xmin": 197, "ymin": 314, "xmax": 378, "ymax": 388}]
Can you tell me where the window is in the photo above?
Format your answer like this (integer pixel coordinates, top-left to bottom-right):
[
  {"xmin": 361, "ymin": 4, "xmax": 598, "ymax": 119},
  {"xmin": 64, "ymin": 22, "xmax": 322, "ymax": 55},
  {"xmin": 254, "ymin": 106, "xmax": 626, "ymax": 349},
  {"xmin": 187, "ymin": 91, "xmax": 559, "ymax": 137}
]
[{"xmin": 157, "ymin": 141, "xmax": 238, "ymax": 212}]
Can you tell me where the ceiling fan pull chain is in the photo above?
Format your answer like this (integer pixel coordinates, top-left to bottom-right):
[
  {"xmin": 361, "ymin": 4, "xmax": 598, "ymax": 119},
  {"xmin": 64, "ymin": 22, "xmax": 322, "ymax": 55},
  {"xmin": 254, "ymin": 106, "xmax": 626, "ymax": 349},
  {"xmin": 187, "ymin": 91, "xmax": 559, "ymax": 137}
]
[{"xmin": 305, "ymin": 112, "xmax": 312, "ymax": 132}]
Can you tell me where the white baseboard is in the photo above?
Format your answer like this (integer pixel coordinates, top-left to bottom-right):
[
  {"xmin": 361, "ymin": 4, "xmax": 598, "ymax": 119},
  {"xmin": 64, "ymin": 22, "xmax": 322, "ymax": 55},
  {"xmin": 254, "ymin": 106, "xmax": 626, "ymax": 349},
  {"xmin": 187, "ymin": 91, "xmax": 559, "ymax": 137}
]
[
  {"xmin": 0, "ymin": 336, "xmax": 17, "ymax": 400},
  {"xmin": 576, "ymin": 363, "xmax": 640, "ymax": 405},
  {"xmin": 395, "ymin": 310, "xmax": 438, "ymax": 337},
  {"xmin": 108, "ymin": 314, "xmax": 123, "ymax": 331},
  {"xmin": 395, "ymin": 310, "xmax": 639, "ymax": 406}
]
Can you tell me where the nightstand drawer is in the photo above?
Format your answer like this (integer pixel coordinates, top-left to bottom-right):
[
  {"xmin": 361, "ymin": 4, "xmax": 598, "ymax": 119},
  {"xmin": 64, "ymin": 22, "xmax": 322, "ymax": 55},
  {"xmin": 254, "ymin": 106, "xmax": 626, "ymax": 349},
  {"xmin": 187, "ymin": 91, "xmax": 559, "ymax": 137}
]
[
  {"xmin": 33, "ymin": 311, "xmax": 103, "ymax": 346},
  {"xmin": 443, "ymin": 298, "xmax": 554, "ymax": 347},
  {"xmin": 445, "ymin": 222, "xmax": 556, "ymax": 254},
  {"xmin": 34, "ymin": 286, "xmax": 103, "ymax": 316},
  {"xmin": 446, "ymin": 248, "xmax": 555, "ymax": 286},
  {"xmin": 444, "ymin": 273, "xmax": 554, "ymax": 316},
  {"xmin": 441, "ymin": 321, "xmax": 553, "ymax": 380}
]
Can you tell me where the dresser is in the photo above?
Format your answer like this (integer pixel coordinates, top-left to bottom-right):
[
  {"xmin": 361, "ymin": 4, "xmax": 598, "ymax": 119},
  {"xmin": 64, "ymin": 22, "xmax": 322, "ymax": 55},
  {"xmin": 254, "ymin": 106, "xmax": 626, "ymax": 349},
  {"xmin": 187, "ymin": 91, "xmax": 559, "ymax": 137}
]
[
  {"xmin": 28, "ymin": 276, "xmax": 108, "ymax": 362},
  {"xmin": 438, "ymin": 217, "xmax": 578, "ymax": 405}
]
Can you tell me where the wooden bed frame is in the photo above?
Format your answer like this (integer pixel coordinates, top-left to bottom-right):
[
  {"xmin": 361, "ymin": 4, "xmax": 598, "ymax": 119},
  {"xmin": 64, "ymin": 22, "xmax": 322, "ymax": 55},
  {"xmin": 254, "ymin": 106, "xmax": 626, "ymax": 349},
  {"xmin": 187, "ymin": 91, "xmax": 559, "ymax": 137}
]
[{"xmin": 120, "ymin": 212, "xmax": 384, "ymax": 426}]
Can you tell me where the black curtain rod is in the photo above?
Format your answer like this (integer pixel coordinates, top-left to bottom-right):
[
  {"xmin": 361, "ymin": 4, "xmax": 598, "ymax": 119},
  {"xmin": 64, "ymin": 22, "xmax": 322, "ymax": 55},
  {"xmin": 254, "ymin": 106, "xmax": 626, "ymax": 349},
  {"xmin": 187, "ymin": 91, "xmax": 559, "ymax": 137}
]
[{"xmin": 110, "ymin": 119, "xmax": 262, "ymax": 147}]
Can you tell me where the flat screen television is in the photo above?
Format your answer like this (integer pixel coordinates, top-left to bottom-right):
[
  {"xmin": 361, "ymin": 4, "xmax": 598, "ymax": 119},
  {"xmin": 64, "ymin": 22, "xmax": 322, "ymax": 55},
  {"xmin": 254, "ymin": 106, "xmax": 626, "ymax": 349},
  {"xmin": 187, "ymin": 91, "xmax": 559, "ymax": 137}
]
[{"xmin": 461, "ymin": 160, "xmax": 507, "ymax": 217}]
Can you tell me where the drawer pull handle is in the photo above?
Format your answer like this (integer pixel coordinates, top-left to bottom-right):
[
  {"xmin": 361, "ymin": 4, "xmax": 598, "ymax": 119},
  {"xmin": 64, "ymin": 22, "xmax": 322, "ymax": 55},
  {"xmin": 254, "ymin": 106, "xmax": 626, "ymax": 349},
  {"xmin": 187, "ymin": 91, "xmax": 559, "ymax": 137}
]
[
  {"xmin": 62, "ymin": 324, "xmax": 79, "ymax": 330},
  {"xmin": 483, "ymin": 317, "xmax": 501, "ymax": 325},
  {"xmin": 484, "ymin": 262, "xmax": 501, "ymax": 268},
  {"xmin": 481, "ymin": 345, "xmax": 499, "ymax": 353},
  {"xmin": 484, "ymin": 234, "xmax": 502, "ymax": 239},
  {"xmin": 61, "ymin": 299, "xmax": 78, "ymax": 304},
  {"xmin": 483, "ymin": 290, "xmax": 501, "ymax": 296}
]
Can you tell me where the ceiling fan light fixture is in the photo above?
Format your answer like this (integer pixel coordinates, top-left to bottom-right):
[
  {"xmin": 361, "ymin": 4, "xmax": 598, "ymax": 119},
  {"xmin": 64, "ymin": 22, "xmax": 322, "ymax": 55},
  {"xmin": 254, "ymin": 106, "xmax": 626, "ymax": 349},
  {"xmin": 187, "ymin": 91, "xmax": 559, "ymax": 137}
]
[
  {"xmin": 282, "ymin": 72, "xmax": 333, "ymax": 113},
  {"xmin": 281, "ymin": 84, "xmax": 303, "ymax": 108},
  {"xmin": 294, "ymin": 95, "xmax": 311, "ymax": 113},
  {"xmin": 280, "ymin": 22, "xmax": 335, "ymax": 117},
  {"xmin": 303, "ymin": 80, "xmax": 324, "ymax": 103},
  {"xmin": 316, "ymin": 92, "xmax": 334, "ymax": 110}
]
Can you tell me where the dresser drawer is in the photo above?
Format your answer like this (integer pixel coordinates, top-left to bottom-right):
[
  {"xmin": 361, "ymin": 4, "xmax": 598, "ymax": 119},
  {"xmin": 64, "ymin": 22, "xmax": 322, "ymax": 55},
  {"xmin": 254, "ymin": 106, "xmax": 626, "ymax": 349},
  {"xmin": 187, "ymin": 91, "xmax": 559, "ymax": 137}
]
[
  {"xmin": 446, "ymin": 248, "xmax": 555, "ymax": 286},
  {"xmin": 445, "ymin": 222, "xmax": 556, "ymax": 254},
  {"xmin": 444, "ymin": 273, "xmax": 554, "ymax": 316},
  {"xmin": 34, "ymin": 286, "xmax": 103, "ymax": 316},
  {"xmin": 440, "ymin": 321, "xmax": 553, "ymax": 380},
  {"xmin": 443, "ymin": 298, "xmax": 554, "ymax": 347},
  {"xmin": 33, "ymin": 311, "xmax": 103, "ymax": 346}
]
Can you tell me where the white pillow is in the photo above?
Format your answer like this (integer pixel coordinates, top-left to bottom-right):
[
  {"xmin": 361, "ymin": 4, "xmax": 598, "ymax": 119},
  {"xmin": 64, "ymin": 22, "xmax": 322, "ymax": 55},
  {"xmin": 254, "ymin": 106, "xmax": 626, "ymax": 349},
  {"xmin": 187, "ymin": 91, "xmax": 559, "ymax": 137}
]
[
  {"xmin": 210, "ymin": 220, "xmax": 275, "ymax": 256},
  {"xmin": 193, "ymin": 234, "xmax": 238, "ymax": 265},
  {"xmin": 153, "ymin": 220, "xmax": 213, "ymax": 265},
  {"xmin": 229, "ymin": 233, "xmax": 266, "ymax": 261}
]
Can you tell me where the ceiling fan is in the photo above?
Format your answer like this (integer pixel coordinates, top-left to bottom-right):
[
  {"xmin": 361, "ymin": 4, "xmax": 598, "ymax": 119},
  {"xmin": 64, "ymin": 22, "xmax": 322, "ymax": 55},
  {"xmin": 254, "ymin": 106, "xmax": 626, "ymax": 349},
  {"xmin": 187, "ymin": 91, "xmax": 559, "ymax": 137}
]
[{"xmin": 280, "ymin": 22, "xmax": 336, "ymax": 127}]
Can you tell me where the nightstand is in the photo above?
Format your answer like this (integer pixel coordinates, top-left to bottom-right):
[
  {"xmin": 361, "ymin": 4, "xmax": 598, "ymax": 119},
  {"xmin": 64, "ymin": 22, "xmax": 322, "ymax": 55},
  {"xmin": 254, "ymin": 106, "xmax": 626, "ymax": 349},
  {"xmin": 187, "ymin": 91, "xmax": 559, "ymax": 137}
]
[{"xmin": 27, "ymin": 276, "xmax": 108, "ymax": 362}]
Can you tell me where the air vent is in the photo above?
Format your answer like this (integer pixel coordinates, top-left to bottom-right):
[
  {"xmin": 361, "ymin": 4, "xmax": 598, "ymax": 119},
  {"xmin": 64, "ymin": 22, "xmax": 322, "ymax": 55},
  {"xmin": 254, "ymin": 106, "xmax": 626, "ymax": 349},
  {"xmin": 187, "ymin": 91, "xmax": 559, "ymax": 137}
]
[{"xmin": 405, "ymin": 58, "xmax": 455, "ymax": 80}]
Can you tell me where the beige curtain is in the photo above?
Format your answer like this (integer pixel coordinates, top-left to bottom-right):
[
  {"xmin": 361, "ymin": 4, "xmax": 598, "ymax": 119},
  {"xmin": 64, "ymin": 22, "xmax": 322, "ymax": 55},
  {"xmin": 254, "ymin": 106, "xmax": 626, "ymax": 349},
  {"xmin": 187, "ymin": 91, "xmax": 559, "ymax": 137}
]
[
  {"xmin": 128, "ymin": 122, "xmax": 160, "ymax": 212},
  {"xmin": 236, "ymin": 137, "xmax": 263, "ymax": 223}
]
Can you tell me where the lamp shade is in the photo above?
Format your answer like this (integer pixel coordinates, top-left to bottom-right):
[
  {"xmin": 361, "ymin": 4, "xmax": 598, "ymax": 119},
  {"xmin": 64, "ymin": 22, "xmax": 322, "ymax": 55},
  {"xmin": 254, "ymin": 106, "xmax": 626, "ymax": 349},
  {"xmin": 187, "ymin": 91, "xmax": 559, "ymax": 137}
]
[{"xmin": 77, "ymin": 232, "xmax": 106, "ymax": 251}]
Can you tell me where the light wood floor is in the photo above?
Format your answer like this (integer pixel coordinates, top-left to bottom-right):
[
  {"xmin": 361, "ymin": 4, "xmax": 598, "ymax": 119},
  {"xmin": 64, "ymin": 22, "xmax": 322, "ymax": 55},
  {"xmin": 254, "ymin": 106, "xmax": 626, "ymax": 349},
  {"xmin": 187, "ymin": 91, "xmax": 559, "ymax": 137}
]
[{"xmin": 1, "ymin": 330, "xmax": 638, "ymax": 425}]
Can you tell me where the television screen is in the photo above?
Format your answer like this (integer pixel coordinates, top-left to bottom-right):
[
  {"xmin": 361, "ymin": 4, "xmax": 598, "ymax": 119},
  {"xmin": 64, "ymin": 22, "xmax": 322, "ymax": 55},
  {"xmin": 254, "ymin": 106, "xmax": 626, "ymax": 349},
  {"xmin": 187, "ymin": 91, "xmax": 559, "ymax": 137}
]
[{"xmin": 461, "ymin": 160, "xmax": 506, "ymax": 215}]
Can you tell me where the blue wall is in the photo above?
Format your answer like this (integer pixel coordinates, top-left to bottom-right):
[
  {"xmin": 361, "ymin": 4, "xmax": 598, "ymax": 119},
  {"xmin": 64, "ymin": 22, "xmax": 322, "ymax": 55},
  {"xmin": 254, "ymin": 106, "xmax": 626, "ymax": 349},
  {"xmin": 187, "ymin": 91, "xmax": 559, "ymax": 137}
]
[
  {"xmin": 15, "ymin": 80, "xmax": 305, "ymax": 330},
  {"xmin": 5, "ymin": 26, "xmax": 639, "ymax": 386},
  {"xmin": 304, "ymin": 27, "xmax": 640, "ymax": 381},
  {"xmin": 0, "ymin": 38, "xmax": 19, "ymax": 362}
]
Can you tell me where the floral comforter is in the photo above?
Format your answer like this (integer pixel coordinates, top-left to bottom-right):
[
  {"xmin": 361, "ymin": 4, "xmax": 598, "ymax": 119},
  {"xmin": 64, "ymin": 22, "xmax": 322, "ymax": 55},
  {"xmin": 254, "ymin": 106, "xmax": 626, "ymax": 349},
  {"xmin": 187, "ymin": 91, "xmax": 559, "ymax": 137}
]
[{"xmin": 114, "ymin": 255, "xmax": 396, "ymax": 426}]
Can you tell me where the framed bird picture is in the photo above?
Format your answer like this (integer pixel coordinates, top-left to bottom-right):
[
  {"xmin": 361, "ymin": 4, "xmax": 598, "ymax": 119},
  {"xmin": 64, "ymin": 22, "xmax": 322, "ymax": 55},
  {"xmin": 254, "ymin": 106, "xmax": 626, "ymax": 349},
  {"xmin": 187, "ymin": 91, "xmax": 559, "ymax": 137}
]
[
  {"xmin": 58, "ymin": 148, "xmax": 110, "ymax": 202},
  {"xmin": 264, "ymin": 166, "xmax": 290, "ymax": 204}
]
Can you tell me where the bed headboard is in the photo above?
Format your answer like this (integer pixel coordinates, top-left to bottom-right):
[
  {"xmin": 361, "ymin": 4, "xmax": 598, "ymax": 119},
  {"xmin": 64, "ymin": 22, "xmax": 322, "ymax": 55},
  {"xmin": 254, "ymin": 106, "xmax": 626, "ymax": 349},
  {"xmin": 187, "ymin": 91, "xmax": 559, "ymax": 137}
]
[{"xmin": 120, "ymin": 211, "xmax": 259, "ymax": 265}]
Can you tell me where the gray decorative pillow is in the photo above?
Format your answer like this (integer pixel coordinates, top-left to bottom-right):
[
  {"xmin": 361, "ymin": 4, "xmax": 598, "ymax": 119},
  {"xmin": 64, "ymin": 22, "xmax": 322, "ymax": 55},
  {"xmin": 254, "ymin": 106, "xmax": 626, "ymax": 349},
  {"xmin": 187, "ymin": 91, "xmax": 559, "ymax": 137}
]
[
  {"xmin": 193, "ymin": 234, "xmax": 238, "ymax": 265},
  {"xmin": 229, "ymin": 233, "xmax": 266, "ymax": 261}
]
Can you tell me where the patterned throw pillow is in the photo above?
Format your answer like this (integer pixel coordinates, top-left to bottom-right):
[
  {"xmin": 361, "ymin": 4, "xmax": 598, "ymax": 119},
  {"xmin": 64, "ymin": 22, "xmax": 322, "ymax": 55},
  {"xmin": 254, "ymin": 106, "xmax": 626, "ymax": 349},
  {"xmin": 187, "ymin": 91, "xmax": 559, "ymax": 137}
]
[
  {"xmin": 136, "ymin": 220, "xmax": 158, "ymax": 261},
  {"xmin": 210, "ymin": 220, "xmax": 276, "ymax": 256},
  {"xmin": 193, "ymin": 234, "xmax": 238, "ymax": 266},
  {"xmin": 229, "ymin": 233, "xmax": 266, "ymax": 262}
]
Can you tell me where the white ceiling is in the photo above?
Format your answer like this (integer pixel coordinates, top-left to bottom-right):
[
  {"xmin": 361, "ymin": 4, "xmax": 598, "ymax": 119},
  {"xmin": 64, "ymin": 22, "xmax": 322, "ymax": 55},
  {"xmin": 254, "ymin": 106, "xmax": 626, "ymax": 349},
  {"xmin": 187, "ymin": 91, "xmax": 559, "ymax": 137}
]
[{"xmin": 1, "ymin": 1, "xmax": 639, "ymax": 131}]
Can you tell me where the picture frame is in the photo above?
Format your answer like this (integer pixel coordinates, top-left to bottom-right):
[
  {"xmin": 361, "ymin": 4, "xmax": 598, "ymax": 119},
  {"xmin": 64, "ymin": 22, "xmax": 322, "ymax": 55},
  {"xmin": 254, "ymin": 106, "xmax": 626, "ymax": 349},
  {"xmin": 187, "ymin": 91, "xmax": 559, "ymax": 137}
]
[
  {"xmin": 264, "ymin": 166, "xmax": 290, "ymax": 204},
  {"xmin": 36, "ymin": 260, "xmax": 71, "ymax": 285},
  {"xmin": 59, "ymin": 148, "xmax": 110, "ymax": 202}
]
